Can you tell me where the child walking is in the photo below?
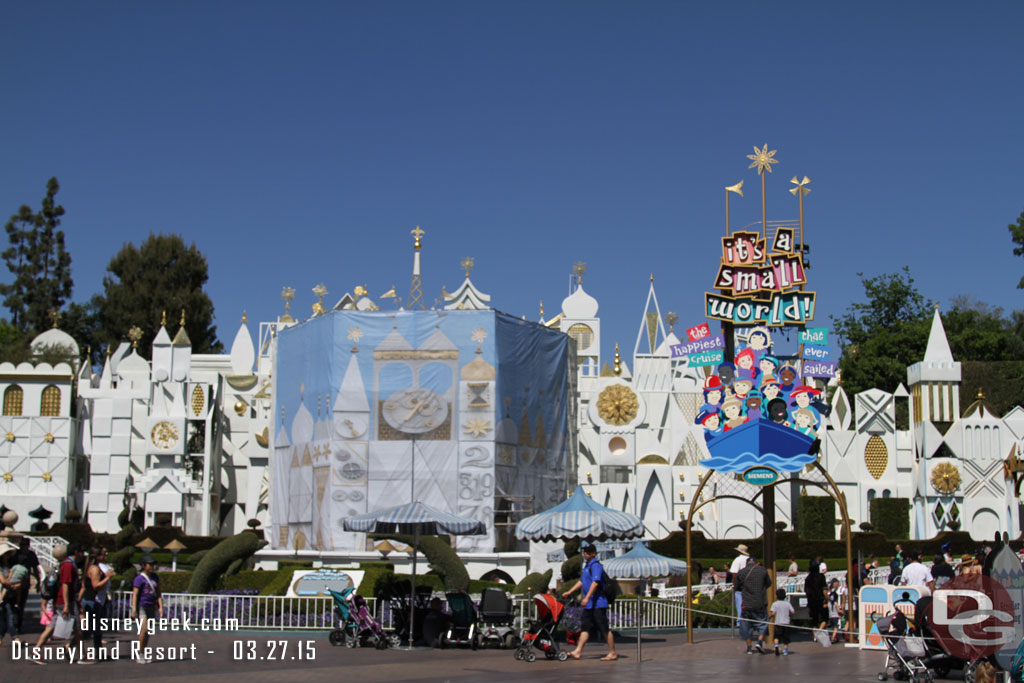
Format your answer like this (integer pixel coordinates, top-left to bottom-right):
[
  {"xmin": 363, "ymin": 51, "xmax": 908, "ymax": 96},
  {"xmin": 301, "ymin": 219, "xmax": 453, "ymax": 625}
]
[{"xmin": 769, "ymin": 588, "xmax": 794, "ymax": 656}]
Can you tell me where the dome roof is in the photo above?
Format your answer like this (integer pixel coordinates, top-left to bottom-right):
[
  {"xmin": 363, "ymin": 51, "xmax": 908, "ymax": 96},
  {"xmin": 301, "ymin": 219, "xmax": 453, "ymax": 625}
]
[
  {"xmin": 561, "ymin": 285, "xmax": 598, "ymax": 319},
  {"xmin": 31, "ymin": 328, "xmax": 80, "ymax": 358},
  {"xmin": 460, "ymin": 350, "xmax": 496, "ymax": 381},
  {"xmin": 116, "ymin": 350, "xmax": 150, "ymax": 377}
]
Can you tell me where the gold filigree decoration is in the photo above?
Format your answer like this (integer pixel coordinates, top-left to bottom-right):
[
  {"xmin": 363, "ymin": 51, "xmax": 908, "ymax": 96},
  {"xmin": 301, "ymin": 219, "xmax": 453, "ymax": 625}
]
[
  {"xmin": 191, "ymin": 385, "xmax": 206, "ymax": 417},
  {"xmin": 931, "ymin": 462, "xmax": 961, "ymax": 494},
  {"xmin": 747, "ymin": 144, "xmax": 779, "ymax": 175},
  {"xmin": 864, "ymin": 435, "xmax": 888, "ymax": 480},
  {"xmin": 151, "ymin": 421, "xmax": 179, "ymax": 449},
  {"xmin": 789, "ymin": 176, "xmax": 812, "ymax": 196},
  {"xmin": 463, "ymin": 417, "xmax": 492, "ymax": 438},
  {"xmin": 596, "ymin": 384, "xmax": 639, "ymax": 426},
  {"xmin": 44, "ymin": 433, "xmax": 54, "ymax": 443},
  {"xmin": 42, "ymin": 472, "xmax": 52, "ymax": 482}
]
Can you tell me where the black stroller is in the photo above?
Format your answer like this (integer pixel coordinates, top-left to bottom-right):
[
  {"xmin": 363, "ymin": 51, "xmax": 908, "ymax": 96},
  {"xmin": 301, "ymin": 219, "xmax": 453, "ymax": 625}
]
[
  {"xmin": 876, "ymin": 610, "xmax": 933, "ymax": 682},
  {"xmin": 377, "ymin": 580, "xmax": 433, "ymax": 646},
  {"xmin": 440, "ymin": 590, "xmax": 478, "ymax": 649},
  {"xmin": 475, "ymin": 587, "xmax": 518, "ymax": 649}
]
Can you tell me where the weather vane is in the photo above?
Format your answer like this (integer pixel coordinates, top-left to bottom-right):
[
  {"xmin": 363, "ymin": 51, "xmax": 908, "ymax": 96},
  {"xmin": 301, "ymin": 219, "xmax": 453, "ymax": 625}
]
[
  {"xmin": 461, "ymin": 257, "xmax": 475, "ymax": 277},
  {"xmin": 573, "ymin": 261, "xmax": 587, "ymax": 285}
]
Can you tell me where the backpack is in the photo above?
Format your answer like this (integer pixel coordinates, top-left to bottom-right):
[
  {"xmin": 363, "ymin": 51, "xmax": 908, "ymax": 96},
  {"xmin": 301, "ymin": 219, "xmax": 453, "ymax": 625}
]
[
  {"xmin": 41, "ymin": 566, "xmax": 60, "ymax": 601},
  {"xmin": 592, "ymin": 560, "xmax": 620, "ymax": 605}
]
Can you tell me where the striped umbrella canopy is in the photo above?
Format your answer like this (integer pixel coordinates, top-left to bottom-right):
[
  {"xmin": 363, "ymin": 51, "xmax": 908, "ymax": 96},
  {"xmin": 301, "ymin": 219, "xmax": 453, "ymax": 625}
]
[
  {"xmin": 602, "ymin": 542, "xmax": 687, "ymax": 579},
  {"xmin": 514, "ymin": 486, "xmax": 643, "ymax": 542},
  {"xmin": 343, "ymin": 501, "xmax": 486, "ymax": 536}
]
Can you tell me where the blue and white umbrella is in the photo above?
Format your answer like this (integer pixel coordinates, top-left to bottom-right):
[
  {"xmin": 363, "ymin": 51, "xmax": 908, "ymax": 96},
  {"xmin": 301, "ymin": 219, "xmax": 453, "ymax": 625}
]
[
  {"xmin": 603, "ymin": 542, "xmax": 686, "ymax": 663},
  {"xmin": 514, "ymin": 486, "xmax": 643, "ymax": 542},
  {"xmin": 603, "ymin": 542, "xmax": 687, "ymax": 580},
  {"xmin": 344, "ymin": 502, "xmax": 485, "ymax": 649},
  {"xmin": 343, "ymin": 501, "xmax": 486, "ymax": 536}
]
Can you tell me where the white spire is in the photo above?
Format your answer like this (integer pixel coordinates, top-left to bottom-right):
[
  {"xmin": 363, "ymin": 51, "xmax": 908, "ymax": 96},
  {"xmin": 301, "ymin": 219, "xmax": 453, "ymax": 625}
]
[
  {"xmin": 230, "ymin": 316, "xmax": 256, "ymax": 375},
  {"xmin": 633, "ymin": 278, "xmax": 667, "ymax": 356},
  {"xmin": 334, "ymin": 351, "xmax": 370, "ymax": 412},
  {"xmin": 923, "ymin": 307, "xmax": 954, "ymax": 363}
]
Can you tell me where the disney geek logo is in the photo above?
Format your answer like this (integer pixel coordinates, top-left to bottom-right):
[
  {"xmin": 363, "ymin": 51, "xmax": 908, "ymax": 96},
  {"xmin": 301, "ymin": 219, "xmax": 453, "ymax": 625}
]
[{"xmin": 928, "ymin": 575, "xmax": 1016, "ymax": 660}]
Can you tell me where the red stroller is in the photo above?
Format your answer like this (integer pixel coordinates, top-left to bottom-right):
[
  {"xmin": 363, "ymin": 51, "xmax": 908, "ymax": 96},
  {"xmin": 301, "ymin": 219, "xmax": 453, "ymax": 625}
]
[{"xmin": 514, "ymin": 594, "xmax": 569, "ymax": 662}]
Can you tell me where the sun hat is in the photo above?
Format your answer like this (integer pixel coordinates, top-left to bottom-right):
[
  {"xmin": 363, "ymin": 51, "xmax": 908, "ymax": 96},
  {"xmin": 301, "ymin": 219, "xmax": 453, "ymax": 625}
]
[{"xmin": 735, "ymin": 544, "xmax": 749, "ymax": 555}]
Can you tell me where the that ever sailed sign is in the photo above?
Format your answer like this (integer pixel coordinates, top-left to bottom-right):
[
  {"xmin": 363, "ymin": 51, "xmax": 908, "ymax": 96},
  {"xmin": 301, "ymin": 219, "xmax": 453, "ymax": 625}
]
[{"xmin": 705, "ymin": 228, "xmax": 816, "ymax": 326}]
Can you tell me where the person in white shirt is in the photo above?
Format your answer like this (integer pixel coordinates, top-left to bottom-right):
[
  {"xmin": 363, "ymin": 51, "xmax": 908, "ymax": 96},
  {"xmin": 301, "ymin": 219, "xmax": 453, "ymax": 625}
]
[
  {"xmin": 769, "ymin": 588, "xmax": 795, "ymax": 656},
  {"xmin": 899, "ymin": 551, "xmax": 934, "ymax": 591},
  {"xmin": 729, "ymin": 545, "xmax": 751, "ymax": 622}
]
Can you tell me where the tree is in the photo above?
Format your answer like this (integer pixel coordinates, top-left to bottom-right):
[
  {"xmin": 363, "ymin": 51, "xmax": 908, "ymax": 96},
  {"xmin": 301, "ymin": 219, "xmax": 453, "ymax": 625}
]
[
  {"xmin": 831, "ymin": 268, "xmax": 933, "ymax": 398},
  {"xmin": 95, "ymin": 234, "xmax": 222, "ymax": 355},
  {"xmin": 0, "ymin": 178, "xmax": 73, "ymax": 332},
  {"xmin": 1009, "ymin": 209, "xmax": 1024, "ymax": 288}
]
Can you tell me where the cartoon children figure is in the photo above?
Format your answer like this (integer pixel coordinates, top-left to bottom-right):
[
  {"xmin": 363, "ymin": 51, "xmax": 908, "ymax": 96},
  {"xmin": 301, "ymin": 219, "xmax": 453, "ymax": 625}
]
[
  {"xmin": 734, "ymin": 348, "xmax": 759, "ymax": 382},
  {"xmin": 778, "ymin": 363, "xmax": 799, "ymax": 398},
  {"xmin": 717, "ymin": 362, "xmax": 736, "ymax": 393},
  {"xmin": 758, "ymin": 354, "xmax": 780, "ymax": 382},
  {"xmin": 731, "ymin": 377, "xmax": 754, "ymax": 403},
  {"xmin": 744, "ymin": 389, "xmax": 763, "ymax": 421},
  {"xmin": 793, "ymin": 408, "xmax": 818, "ymax": 436},
  {"xmin": 789, "ymin": 385, "xmax": 822, "ymax": 424},
  {"xmin": 721, "ymin": 397, "xmax": 747, "ymax": 431},
  {"xmin": 766, "ymin": 398, "xmax": 790, "ymax": 427},
  {"xmin": 761, "ymin": 377, "xmax": 782, "ymax": 408},
  {"xmin": 746, "ymin": 326, "xmax": 772, "ymax": 360},
  {"xmin": 696, "ymin": 409, "xmax": 723, "ymax": 442},
  {"xmin": 702, "ymin": 375, "xmax": 725, "ymax": 413}
]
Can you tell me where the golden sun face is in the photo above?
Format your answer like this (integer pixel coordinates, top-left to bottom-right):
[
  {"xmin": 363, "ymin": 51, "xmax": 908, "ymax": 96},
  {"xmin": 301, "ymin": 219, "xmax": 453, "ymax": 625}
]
[
  {"xmin": 596, "ymin": 384, "xmax": 639, "ymax": 426},
  {"xmin": 931, "ymin": 462, "xmax": 961, "ymax": 494}
]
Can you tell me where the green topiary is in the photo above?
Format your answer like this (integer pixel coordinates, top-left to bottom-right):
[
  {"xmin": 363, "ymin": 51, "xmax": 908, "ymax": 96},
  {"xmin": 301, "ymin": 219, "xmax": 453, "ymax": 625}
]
[
  {"xmin": 225, "ymin": 558, "xmax": 244, "ymax": 577},
  {"xmin": 187, "ymin": 532, "xmax": 267, "ymax": 594},
  {"xmin": 258, "ymin": 569, "xmax": 296, "ymax": 596},
  {"xmin": 117, "ymin": 506, "xmax": 130, "ymax": 529},
  {"xmin": 870, "ymin": 498, "xmax": 910, "ymax": 540},
  {"xmin": 797, "ymin": 496, "xmax": 836, "ymax": 540},
  {"xmin": 189, "ymin": 549, "xmax": 209, "ymax": 566},
  {"xmin": 513, "ymin": 569, "xmax": 552, "ymax": 596},
  {"xmin": 110, "ymin": 546, "xmax": 134, "ymax": 573},
  {"xmin": 157, "ymin": 571, "xmax": 192, "ymax": 593},
  {"xmin": 224, "ymin": 570, "xmax": 280, "ymax": 592},
  {"xmin": 374, "ymin": 534, "xmax": 470, "ymax": 591},
  {"xmin": 560, "ymin": 553, "xmax": 583, "ymax": 583},
  {"xmin": 114, "ymin": 524, "xmax": 134, "ymax": 551}
]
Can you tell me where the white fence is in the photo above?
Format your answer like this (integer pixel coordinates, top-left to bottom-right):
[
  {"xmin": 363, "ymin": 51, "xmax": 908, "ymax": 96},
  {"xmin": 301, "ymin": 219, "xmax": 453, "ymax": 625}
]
[
  {"xmin": 28, "ymin": 535, "xmax": 68, "ymax": 571},
  {"xmin": 106, "ymin": 591, "xmax": 689, "ymax": 633}
]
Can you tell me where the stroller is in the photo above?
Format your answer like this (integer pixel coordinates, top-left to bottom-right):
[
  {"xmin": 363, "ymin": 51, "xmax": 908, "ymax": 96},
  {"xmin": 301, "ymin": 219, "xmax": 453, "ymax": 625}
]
[
  {"xmin": 876, "ymin": 611, "xmax": 933, "ymax": 682},
  {"xmin": 476, "ymin": 587, "xmax": 518, "ymax": 649},
  {"xmin": 440, "ymin": 590, "xmax": 478, "ymax": 649},
  {"xmin": 514, "ymin": 593, "xmax": 568, "ymax": 662},
  {"xmin": 327, "ymin": 586, "xmax": 393, "ymax": 649},
  {"xmin": 378, "ymin": 581, "xmax": 432, "ymax": 646}
]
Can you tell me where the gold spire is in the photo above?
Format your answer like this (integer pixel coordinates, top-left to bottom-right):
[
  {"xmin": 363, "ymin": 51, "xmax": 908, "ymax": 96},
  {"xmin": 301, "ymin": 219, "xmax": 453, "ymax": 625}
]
[
  {"xmin": 411, "ymin": 225, "xmax": 425, "ymax": 250},
  {"xmin": 666, "ymin": 312, "xmax": 678, "ymax": 333},
  {"xmin": 179, "ymin": 309, "xmax": 186, "ymax": 327},
  {"xmin": 539, "ymin": 300, "xmax": 544, "ymax": 319},
  {"xmin": 280, "ymin": 286, "xmax": 296, "ymax": 322},
  {"xmin": 461, "ymin": 256, "xmax": 474, "ymax": 277},
  {"xmin": 650, "ymin": 272, "xmax": 654, "ymax": 283},
  {"xmin": 241, "ymin": 310, "xmax": 247, "ymax": 323},
  {"xmin": 977, "ymin": 388, "xmax": 985, "ymax": 400},
  {"xmin": 161, "ymin": 310, "xmax": 167, "ymax": 326},
  {"xmin": 128, "ymin": 326, "xmax": 143, "ymax": 350},
  {"xmin": 573, "ymin": 261, "xmax": 587, "ymax": 285},
  {"xmin": 49, "ymin": 309, "xmax": 59, "ymax": 328},
  {"xmin": 613, "ymin": 342, "xmax": 622, "ymax": 376}
]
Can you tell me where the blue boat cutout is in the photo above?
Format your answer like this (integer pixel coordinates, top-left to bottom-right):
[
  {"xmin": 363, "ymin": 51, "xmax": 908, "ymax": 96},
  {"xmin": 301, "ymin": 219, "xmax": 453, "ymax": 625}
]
[{"xmin": 700, "ymin": 420, "xmax": 818, "ymax": 474}]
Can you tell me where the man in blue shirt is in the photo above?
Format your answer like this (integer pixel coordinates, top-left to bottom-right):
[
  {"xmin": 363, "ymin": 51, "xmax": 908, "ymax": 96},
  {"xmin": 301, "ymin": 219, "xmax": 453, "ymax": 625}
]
[{"xmin": 562, "ymin": 542, "xmax": 618, "ymax": 661}]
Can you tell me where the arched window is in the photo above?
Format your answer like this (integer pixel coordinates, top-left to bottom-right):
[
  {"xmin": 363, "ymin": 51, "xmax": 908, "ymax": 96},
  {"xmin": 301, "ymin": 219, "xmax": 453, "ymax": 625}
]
[
  {"xmin": 40, "ymin": 385, "xmax": 61, "ymax": 417},
  {"xmin": 2, "ymin": 385, "xmax": 23, "ymax": 416}
]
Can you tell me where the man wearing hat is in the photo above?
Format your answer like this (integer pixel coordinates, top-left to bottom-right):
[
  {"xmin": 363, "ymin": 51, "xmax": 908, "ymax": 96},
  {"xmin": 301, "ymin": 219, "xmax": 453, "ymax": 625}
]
[
  {"xmin": 0, "ymin": 540, "xmax": 28, "ymax": 645},
  {"xmin": 729, "ymin": 544, "xmax": 751, "ymax": 625},
  {"xmin": 563, "ymin": 542, "xmax": 617, "ymax": 661}
]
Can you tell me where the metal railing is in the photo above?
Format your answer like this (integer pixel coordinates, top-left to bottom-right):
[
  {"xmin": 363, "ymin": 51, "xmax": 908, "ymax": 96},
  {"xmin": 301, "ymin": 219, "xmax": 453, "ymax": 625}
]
[
  {"xmin": 28, "ymin": 535, "xmax": 68, "ymax": 571},
  {"xmin": 106, "ymin": 591, "xmax": 688, "ymax": 633}
]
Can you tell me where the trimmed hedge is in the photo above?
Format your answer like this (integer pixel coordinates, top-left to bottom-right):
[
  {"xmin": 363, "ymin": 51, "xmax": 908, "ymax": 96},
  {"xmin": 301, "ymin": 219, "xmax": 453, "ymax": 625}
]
[
  {"xmin": 375, "ymin": 534, "xmax": 470, "ymax": 591},
  {"xmin": 560, "ymin": 554, "xmax": 582, "ymax": 583},
  {"xmin": 224, "ymin": 570, "xmax": 280, "ymax": 592},
  {"xmin": 797, "ymin": 496, "xmax": 836, "ymax": 540},
  {"xmin": 870, "ymin": 498, "xmax": 911, "ymax": 540},
  {"xmin": 187, "ymin": 531, "xmax": 267, "ymax": 594},
  {"xmin": 513, "ymin": 569, "xmax": 552, "ymax": 596},
  {"xmin": 157, "ymin": 571, "xmax": 192, "ymax": 593}
]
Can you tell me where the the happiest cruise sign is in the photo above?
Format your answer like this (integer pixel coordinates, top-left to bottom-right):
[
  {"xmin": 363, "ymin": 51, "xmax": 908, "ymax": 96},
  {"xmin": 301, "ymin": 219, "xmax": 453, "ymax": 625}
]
[{"xmin": 705, "ymin": 227, "xmax": 816, "ymax": 326}]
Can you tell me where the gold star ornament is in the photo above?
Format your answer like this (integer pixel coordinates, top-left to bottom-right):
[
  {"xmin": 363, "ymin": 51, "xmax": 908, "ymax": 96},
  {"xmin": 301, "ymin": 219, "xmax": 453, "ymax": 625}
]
[{"xmin": 747, "ymin": 144, "xmax": 779, "ymax": 175}]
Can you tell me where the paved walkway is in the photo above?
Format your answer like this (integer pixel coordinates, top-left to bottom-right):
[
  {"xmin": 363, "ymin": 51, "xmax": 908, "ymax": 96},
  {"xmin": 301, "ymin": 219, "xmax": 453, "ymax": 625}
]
[{"xmin": 1, "ymin": 627, "xmax": 919, "ymax": 683}]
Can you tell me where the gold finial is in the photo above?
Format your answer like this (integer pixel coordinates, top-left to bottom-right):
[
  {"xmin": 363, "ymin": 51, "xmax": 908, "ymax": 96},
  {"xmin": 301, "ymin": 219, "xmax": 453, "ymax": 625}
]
[
  {"xmin": 461, "ymin": 256, "xmax": 474, "ymax": 277},
  {"xmin": 411, "ymin": 225, "xmax": 425, "ymax": 250},
  {"xmin": 573, "ymin": 261, "xmax": 587, "ymax": 285},
  {"xmin": 312, "ymin": 284, "xmax": 328, "ymax": 315},
  {"xmin": 934, "ymin": 303, "xmax": 940, "ymax": 311},
  {"xmin": 789, "ymin": 176, "xmax": 812, "ymax": 196},
  {"xmin": 179, "ymin": 309, "xmax": 186, "ymax": 327},
  {"xmin": 650, "ymin": 272, "xmax": 654, "ymax": 283},
  {"xmin": 281, "ymin": 286, "xmax": 296, "ymax": 322},
  {"xmin": 725, "ymin": 180, "xmax": 744, "ymax": 196},
  {"xmin": 613, "ymin": 342, "xmax": 622, "ymax": 376},
  {"xmin": 241, "ymin": 310, "xmax": 247, "ymax": 323},
  {"xmin": 128, "ymin": 326, "xmax": 143, "ymax": 349},
  {"xmin": 666, "ymin": 312, "xmax": 678, "ymax": 333},
  {"xmin": 106, "ymin": 344, "xmax": 112, "ymax": 358},
  {"xmin": 354, "ymin": 285, "xmax": 367, "ymax": 299},
  {"xmin": 161, "ymin": 310, "xmax": 167, "ymax": 326},
  {"xmin": 539, "ymin": 300, "xmax": 544, "ymax": 318},
  {"xmin": 977, "ymin": 388, "xmax": 985, "ymax": 400},
  {"xmin": 747, "ymin": 144, "xmax": 779, "ymax": 175},
  {"xmin": 49, "ymin": 309, "xmax": 60, "ymax": 328},
  {"xmin": 280, "ymin": 405, "xmax": 286, "ymax": 426}
]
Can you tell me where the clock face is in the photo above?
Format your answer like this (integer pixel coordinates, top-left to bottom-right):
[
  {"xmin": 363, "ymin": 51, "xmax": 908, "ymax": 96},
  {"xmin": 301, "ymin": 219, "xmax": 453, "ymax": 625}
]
[
  {"xmin": 151, "ymin": 421, "xmax": 180, "ymax": 450},
  {"xmin": 334, "ymin": 414, "xmax": 368, "ymax": 440},
  {"xmin": 382, "ymin": 387, "xmax": 448, "ymax": 434}
]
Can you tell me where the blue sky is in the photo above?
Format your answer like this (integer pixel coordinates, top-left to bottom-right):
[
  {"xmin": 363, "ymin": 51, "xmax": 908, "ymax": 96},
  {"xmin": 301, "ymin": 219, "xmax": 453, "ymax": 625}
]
[{"xmin": 2, "ymin": 2, "xmax": 1022, "ymax": 363}]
